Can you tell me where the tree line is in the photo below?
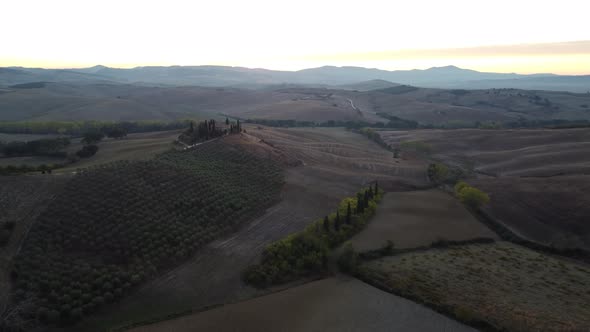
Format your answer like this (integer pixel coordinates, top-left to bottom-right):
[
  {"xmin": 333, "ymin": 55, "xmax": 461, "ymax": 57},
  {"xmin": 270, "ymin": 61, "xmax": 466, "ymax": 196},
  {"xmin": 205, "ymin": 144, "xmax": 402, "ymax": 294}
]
[
  {"xmin": 243, "ymin": 182, "xmax": 383, "ymax": 288},
  {"xmin": 0, "ymin": 120, "xmax": 192, "ymax": 136},
  {"xmin": 178, "ymin": 118, "xmax": 241, "ymax": 145}
]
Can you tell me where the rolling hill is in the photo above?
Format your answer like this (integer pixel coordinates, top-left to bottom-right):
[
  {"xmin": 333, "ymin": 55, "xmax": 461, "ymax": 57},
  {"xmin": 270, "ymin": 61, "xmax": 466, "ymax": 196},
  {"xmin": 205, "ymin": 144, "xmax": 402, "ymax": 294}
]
[{"xmin": 2, "ymin": 65, "xmax": 589, "ymax": 92}]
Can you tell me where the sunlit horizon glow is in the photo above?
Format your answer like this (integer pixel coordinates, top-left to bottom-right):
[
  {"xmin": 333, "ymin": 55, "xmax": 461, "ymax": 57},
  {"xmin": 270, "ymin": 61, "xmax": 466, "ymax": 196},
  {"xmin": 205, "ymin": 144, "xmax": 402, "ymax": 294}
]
[{"xmin": 2, "ymin": 0, "xmax": 590, "ymax": 75}]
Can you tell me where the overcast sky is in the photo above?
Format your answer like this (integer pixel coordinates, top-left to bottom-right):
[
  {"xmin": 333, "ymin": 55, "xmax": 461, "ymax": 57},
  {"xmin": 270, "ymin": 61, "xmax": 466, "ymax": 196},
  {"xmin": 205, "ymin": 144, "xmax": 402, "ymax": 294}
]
[{"xmin": 2, "ymin": 0, "xmax": 589, "ymax": 74}]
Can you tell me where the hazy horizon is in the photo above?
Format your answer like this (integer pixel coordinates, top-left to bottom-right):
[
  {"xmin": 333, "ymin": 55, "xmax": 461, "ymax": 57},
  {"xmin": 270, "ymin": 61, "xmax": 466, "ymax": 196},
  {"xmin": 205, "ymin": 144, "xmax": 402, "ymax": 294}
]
[{"xmin": 2, "ymin": 0, "xmax": 590, "ymax": 75}]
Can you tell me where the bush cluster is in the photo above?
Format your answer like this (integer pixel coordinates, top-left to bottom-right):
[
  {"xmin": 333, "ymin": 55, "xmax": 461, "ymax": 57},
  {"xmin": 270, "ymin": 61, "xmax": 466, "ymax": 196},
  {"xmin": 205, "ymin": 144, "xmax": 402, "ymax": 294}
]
[{"xmin": 454, "ymin": 181, "xmax": 490, "ymax": 208}]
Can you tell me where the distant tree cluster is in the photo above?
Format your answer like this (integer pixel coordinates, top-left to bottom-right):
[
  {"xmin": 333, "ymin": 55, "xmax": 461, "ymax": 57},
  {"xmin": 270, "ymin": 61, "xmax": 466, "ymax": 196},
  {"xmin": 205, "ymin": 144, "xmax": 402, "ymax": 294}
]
[
  {"xmin": 8, "ymin": 140, "xmax": 283, "ymax": 328},
  {"xmin": 75, "ymin": 145, "xmax": 98, "ymax": 158},
  {"xmin": 454, "ymin": 181, "xmax": 490, "ymax": 208},
  {"xmin": 178, "ymin": 119, "xmax": 237, "ymax": 145},
  {"xmin": 0, "ymin": 164, "xmax": 63, "ymax": 176},
  {"xmin": 0, "ymin": 120, "xmax": 189, "ymax": 136},
  {"xmin": 0, "ymin": 138, "xmax": 70, "ymax": 158},
  {"xmin": 243, "ymin": 183, "xmax": 384, "ymax": 288},
  {"xmin": 427, "ymin": 163, "xmax": 449, "ymax": 184},
  {"xmin": 358, "ymin": 128, "xmax": 392, "ymax": 151}
]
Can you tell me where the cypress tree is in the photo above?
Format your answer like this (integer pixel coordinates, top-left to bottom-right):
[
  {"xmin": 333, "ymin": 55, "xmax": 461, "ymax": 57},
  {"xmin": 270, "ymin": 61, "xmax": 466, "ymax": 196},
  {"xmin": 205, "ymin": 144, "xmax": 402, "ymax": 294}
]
[
  {"xmin": 323, "ymin": 216, "xmax": 330, "ymax": 232},
  {"xmin": 237, "ymin": 120, "xmax": 241, "ymax": 132},
  {"xmin": 364, "ymin": 190, "xmax": 370, "ymax": 208},
  {"xmin": 226, "ymin": 117, "xmax": 230, "ymax": 125},
  {"xmin": 335, "ymin": 211, "xmax": 340, "ymax": 231},
  {"xmin": 375, "ymin": 181, "xmax": 379, "ymax": 195},
  {"xmin": 357, "ymin": 196, "xmax": 364, "ymax": 214},
  {"xmin": 346, "ymin": 202, "xmax": 351, "ymax": 224}
]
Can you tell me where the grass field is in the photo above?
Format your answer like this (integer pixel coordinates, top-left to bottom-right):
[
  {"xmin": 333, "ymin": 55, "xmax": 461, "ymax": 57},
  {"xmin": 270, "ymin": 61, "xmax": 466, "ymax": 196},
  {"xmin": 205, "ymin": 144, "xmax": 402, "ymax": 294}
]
[
  {"xmin": 349, "ymin": 190, "xmax": 497, "ymax": 251},
  {"xmin": 128, "ymin": 277, "xmax": 476, "ymax": 332},
  {"xmin": 58, "ymin": 130, "xmax": 181, "ymax": 172},
  {"xmin": 361, "ymin": 242, "xmax": 590, "ymax": 331}
]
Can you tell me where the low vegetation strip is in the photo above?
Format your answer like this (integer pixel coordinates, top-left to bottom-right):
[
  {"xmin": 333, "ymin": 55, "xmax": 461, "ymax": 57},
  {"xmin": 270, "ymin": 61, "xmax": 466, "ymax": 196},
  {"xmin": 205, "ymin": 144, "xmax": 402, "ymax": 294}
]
[
  {"xmin": 0, "ymin": 120, "xmax": 192, "ymax": 136},
  {"xmin": 4, "ymin": 140, "xmax": 283, "ymax": 330},
  {"xmin": 358, "ymin": 242, "xmax": 590, "ymax": 332},
  {"xmin": 243, "ymin": 183, "xmax": 383, "ymax": 288}
]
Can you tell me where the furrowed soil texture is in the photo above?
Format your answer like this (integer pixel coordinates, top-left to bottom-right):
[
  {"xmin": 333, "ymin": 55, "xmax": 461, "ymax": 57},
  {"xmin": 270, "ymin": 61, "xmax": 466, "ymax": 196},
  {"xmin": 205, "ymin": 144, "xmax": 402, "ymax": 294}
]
[
  {"xmin": 361, "ymin": 242, "xmax": 590, "ymax": 332},
  {"xmin": 350, "ymin": 190, "xmax": 497, "ymax": 251},
  {"xmin": 128, "ymin": 277, "xmax": 476, "ymax": 332},
  {"xmin": 381, "ymin": 128, "xmax": 590, "ymax": 249}
]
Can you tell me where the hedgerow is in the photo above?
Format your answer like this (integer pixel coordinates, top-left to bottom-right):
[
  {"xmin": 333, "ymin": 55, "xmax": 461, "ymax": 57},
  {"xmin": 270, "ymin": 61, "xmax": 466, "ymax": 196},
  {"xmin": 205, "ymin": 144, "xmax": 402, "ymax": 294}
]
[{"xmin": 243, "ymin": 184, "xmax": 383, "ymax": 288}]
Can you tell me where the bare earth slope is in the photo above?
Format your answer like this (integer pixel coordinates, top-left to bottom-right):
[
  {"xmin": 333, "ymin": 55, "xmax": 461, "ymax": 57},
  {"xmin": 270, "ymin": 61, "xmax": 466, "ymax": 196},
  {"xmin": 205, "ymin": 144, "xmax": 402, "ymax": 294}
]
[
  {"xmin": 381, "ymin": 128, "xmax": 590, "ymax": 249},
  {"xmin": 129, "ymin": 277, "xmax": 476, "ymax": 332}
]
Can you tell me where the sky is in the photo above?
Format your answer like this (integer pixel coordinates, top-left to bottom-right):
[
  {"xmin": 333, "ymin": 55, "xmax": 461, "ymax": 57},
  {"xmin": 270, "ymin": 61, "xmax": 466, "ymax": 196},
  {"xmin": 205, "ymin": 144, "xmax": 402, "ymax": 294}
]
[{"xmin": 1, "ymin": 0, "xmax": 590, "ymax": 74}]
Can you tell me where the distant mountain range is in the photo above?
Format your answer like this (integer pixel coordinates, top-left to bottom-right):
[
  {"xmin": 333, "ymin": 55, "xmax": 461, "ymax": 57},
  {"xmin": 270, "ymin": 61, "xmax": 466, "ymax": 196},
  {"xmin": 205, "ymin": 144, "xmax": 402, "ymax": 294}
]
[{"xmin": 1, "ymin": 65, "xmax": 589, "ymax": 92}]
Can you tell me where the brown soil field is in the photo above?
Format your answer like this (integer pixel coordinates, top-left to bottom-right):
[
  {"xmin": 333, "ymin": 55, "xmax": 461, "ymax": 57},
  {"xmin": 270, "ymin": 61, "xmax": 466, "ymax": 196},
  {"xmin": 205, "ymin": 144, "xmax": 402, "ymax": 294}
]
[
  {"xmin": 0, "ymin": 175, "xmax": 69, "ymax": 314},
  {"xmin": 128, "ymin": 277, "xmax": 476, "ymax": 332},
  {"xmin": 244, "ymin": 126, "xmax": 429, "ymax": 190},
  {"xmin": 362, "ymin": 242, "xmax": 590, "ymax": 332},
  {"xmin": 344, "ymin": 87, "xmax": 590, "ymax": 126},
  {"xmin": 381, "ymin": 128, "xmax": 590, "ymax": 176},
  {"xmin": 0, "ymin": 84, "xmax": 368, "ymax": 123},
  {"xmin": 381, "ymin": 128, "xmax": 590, "ymax": 249},
  {"xmin": 350, "ymin": 190, "xmax": 497, "ymax": 251},
  {"xmin": 69, "ymin": 127, "xmax": 430, "ymax": 331},
  {"xmin": 472, "ymin": 176, "xmax": 590, "ymax": 250}
]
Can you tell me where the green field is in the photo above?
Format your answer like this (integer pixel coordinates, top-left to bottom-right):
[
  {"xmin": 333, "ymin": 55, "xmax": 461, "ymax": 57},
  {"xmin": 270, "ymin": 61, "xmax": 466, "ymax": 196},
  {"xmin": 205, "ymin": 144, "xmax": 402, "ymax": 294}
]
[{"xmin": 360, "ymin": 242, "xmax": 590, "ymax": 331}]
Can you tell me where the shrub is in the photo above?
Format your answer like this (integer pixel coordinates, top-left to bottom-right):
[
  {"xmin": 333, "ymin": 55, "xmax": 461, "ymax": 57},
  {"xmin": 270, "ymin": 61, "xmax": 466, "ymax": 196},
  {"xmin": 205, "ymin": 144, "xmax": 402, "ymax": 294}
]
[
  {"xmin": 338, "ymin": 242, "xmax": 359, "ymax": 273},
  {"xmin": 427, "ymin": 163, "xmax": 449, "ymax": 183},
  {"xmin": 455, "ymin": 182, "xmax": 489, "ymax": 208},
  {"xmin": 75, "ymin": 145, "xmax": 99, "ymax": 158}
]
